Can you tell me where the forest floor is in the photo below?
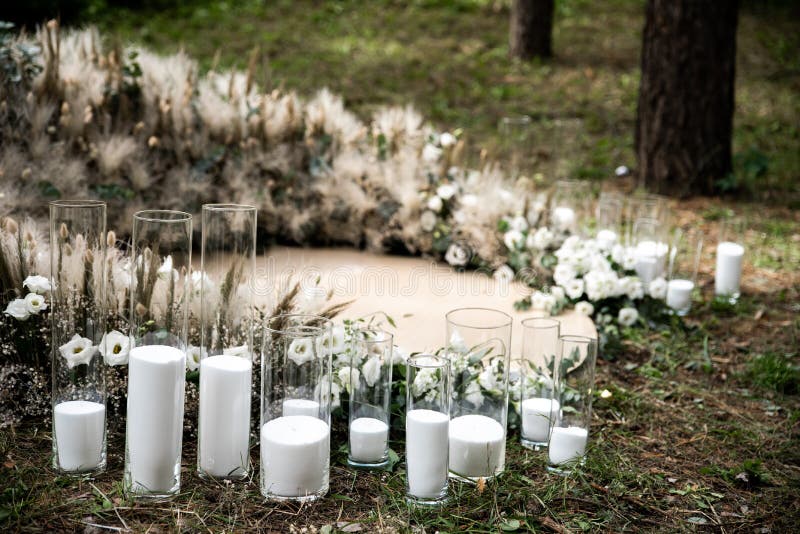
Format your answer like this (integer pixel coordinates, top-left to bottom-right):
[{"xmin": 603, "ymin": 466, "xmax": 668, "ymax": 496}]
[{"xmin": 1, "ymin": 0, "xmax": 799, "ymax": 532}]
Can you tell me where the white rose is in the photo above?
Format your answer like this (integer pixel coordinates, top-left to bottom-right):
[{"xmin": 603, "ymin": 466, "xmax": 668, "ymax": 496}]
[
  {"xmin": 439, "ymin": 132, "xmax": 456, "ymax": 147},
  {"xmin": 564, "ymin": 278, "xmax": 585, "ymax": 300},
  {"xmin": 510, "ymin": 216, "xmax": 528, "ymax": 233},
  {"xmin": 461, "ymin": 194, "xmax": 478, "ymax": 207},
  {"xmin": 493, "ymin": 264, "xmax": 515, "ymax": 283},
  {"xmin": 618, "ymin": 307, "xmax": 639, "ymax": 327},
  {"xmin": 445, "ymin": 243, "xmax": 470, "ymax": 267},
  {"xmin": 420, "ymin": 210, "xmax": 437, "ymax": 232},
  {"xmin": 553, "ymin": 263, "xmax": 576, "ymax": 287},
  {"xmin": 288, "ymin": 337, "xmax": 315, "ymax": 366},
  {"xmin": 23, "ymin": 275, "xmax": 51, "ymax": 294},
  {"xmin": 361, "ymin": 356, "xmax": 382, "ymax": 387},
  {"xmin": 575, "ymin": 301, "xmax": 595, "ymax": 316},
  {"xmin": 503, "ymin": 230, "xmax": 524, "ymax": 250},
  {"xmin": 422, "ymin": 143, "xmax": 443, "ymax": 162},
  {"xmin": 464, "ymin": 380, "xmax": 484, "ymax": 408},
  {"xmin": 436, "ymin": 183, "xmax": 457, "ymax": 200},
  {"xmin": 427, "ymin": 195, "xmax": 444, "ymax": 212},
  {"xmin": 24, "ymin": 293, "xmax": 47, "ymax": 314},
  {"xmin": 4, "ymin": 299, "xmax": 30, "ymax": 321},
  {"xmin": 648, "ymin": 277, "xmax": 668, "ymax": 300},
  {"xmin": 59, "ymin": 334, "xmax": 97, "ymax": 369},
  {"xmin": 187, "ymin": 345, "xmax": 207, "ymax": 371},
  {"xmin": 100, "ymin": 330, "xmax": 132, "ymax": 366}
]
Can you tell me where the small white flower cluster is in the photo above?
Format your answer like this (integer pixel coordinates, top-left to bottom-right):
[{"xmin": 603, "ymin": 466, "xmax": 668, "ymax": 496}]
[{"xmin": 3, "ymin": 276, "xmax": 50, "ymax": 321}]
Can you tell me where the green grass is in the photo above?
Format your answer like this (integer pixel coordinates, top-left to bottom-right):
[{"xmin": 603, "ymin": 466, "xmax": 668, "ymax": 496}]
[
  {"xmin": 79, "ymin": 0, "xmax": 800, "ymax": 199},
  {"xmin": 744, "ymin": 352, "xmax": 800, "ymax": 395}
]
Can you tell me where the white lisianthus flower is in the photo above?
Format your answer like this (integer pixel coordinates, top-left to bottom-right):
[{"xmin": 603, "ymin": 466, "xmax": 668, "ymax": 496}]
[
  {"xmin": 420, "ymin": 210, "xmax": 437, "ymax": 232},
  {"xmin": 411, "ymin": 367, "xmax": 439, "ymax": 397},
  {"xmin": 553, "ymin": 263, "xmax": 577, "ymax": 287},
  {"xmin": 100, "ymin": 330, "xmax": 132, "ymax": 366},
  {"xmin": 575, "ymin": 301, "xmax": 595, "ymax": 317},
  {"xmin": 288, "ymin": 337, "xmax": 315, "ymax": 366},
  {"xmin": 422, "ymin": 143, "xmax": 443, "ymax": 162},
  {"xmin": 187, "ymin": 345, "xmax": 207, "ymax": 371},
  {"xmin": 510, "ymin": 215, "xmax": 528, "ymax": 233},
  {"xmin": 648, "ymin": 277, "xmax": 668, "ymax": 300},
  {"xmin": 427, "ymin": 195, "xmax": 444, "ymax": 212},
  {"xmin": 157, "ymin": 255, "xmax": 178, "ymax": 281},
  {"xmin": 223, "ymin": 345, "xmax": 251, "ymax": 359},
  {"xmin": 565, "ymin": 278, "xmax": 585, "ymax": 300},
  {"xmin": 541, "ymin": 294, "xmax": 557, "ymax": 314},
  {"xmin": 619, "ymin": 276, "xmax": 644, "ymax": 300},
  {"xmin": 503, "ymin": 230, "xmax": 524, "ymax": 250},
  {"xmin": 611, "ymin": 244, "xmax": 626, "ymax": 265},
  {"xmin": 436, "ymin": 183, "xmax": 457, "ymax": 200},
  {"xmin": 361, "ymin": 356, "xmax": 382, "ymax": 387},
  {"xmin": 531, "ymin": 291, "xmax": 547, "ymax": 311},
  {"xmin": 445, "ymin": 243, "xmax": 470, "ymax": 267},
  {"xmin": 449, "ymin": 329, "xmax": 468, "ymax": 354},
  {"xmin": 591, "ymin": 255, "xmax": 612, "ymax": 273},
  {"xmin": 391, "ymin": 345, "xmax": 408, "ymax": 366},
  {"xmin": 338, "ymin": 366, "xmax": 360, "ymax": 394},
  {"xmin": 5, "ymin": 299, "xmax": 30, "ymax": 321},
  {"xmin": 23, "ymin": 275, "xmax": 51, "ymax": 294},
  {"xmin": 551, "ymin": 286, "xmax": 566, "ymax": 303},
  {"xmin": 319, "ymin": 326, "xmax": 346, "ymax": 355},
  {"xmin": 528, "ymin": 227, "xmax": 554, "ymax": 250},
  {"xmin": 23, "ymin": 293, "xmax": 47, "ymax": 314},
  {"xmin": 622, "ymin": 248, "xmax": 638, "ymax": 271},
  {"xmin": 439, "ymin": 132, "xmax": 457, "ymax": 147},
  {"xmin": 478, "ymin": 366, "xmax": 498, "ymax": 392},
  {"xmin": 585, "ymin": 270, "xmax": 619, "ymax": 301},
  {"xmin": 493, "ymin": 264, "xmax": 515, "ymax": 283},
  {"xmin": 464, "ymin": 380, "xmax": 484, "ymax": 408},
  {"xmin": 461, "ymin": 194, "xmax": 478, "ymax": 207},
  {"xmin": 618, "ymin": 307, "xmax": 639, "ymax": 327},
  {"xmin": 59, "ymin": 334, "xmax": 97, "ymax": 369}
]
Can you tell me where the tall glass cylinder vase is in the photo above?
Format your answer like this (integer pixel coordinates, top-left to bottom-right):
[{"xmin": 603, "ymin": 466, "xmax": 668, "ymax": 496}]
[
  {"xmin": 125, "ymin": 210, "xmax": 192, "ymax": 500},
  {"xmin": 667, "ymin": 229, "xmax": 703, "ymax": 315},
  {"xmin": 595, "ymin": 191, "xmax": 624, "ymax": 249},
  {"xmin": 197, "ymin": 204, "xmax": 256, "ymax": 480},
  {"xmin": 499, "ymin": 115, "xmax": 531, "ymax": 181},
  {"xmin": 347, "ymin": 328, "xmax": 393, "ymax": 469},
  {"xmin": 549, "ymin": 179, "xmax": 592, "ymax": 237},
  {"xmin": 627, "ymin": 193, "xmax": 670, "ymax": 245},
  {"xmin": 547, "ymin": 335, "xmax": 597, "ymax": 473},
  {"xmin": 715, "ymin": 217, "xmax": 745, "ymax": 304},
  {"xmin": 445, "ymin": 307, "xmax": 512, "ymax": 481},
  {"xmin": 406, "ymin": 354, "xmax": 450, "ymax": 505},
  {"xmin": 50, "ymin": 200, "xmax": 107, "ymax": 476},
  {"xmin": 519, "ymin": 317, "xmax": 560, "ymax": 450},
  {"xmin": 261, "ymin": 314, "xmax": 332, "ymax": 502}
]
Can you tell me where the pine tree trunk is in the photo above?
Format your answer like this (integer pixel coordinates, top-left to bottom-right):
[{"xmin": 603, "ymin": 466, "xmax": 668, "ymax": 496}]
[
  {"xmin": 635, "ymin": 0, "xmax": 739, "ymax": 196},
  {"xmin": 510, "ymin": 0, "xmax": 554, "ymax": 59}
]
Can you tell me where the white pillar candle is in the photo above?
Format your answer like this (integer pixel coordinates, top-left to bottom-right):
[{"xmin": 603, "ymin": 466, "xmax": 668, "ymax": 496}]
[
  {"xmin": 261, "ymin": 415, "xmax": 330, "ymax": 498},
  {"xmin": 349, "ymin": 417, "xmax": 388, "ymax": 463},
  {"xmin": 552, "ymin": 206, "xmax": 576, "ymax": 232},
  {"xmin": 715, "ymin": 241, "xmax": 744, "ymax": 296},
  {"xmin": 448, "ymin": 414, "xmax": 505, "ymax": 478},
  {"xmin": 635, "ymin": 240, "xmax": 668, "ymax": 283},
  {"xmin": 282, "ymin": 398, "xmax": 320, "ymax": 417},
  {"xmin": 596, "ymin": 229, "xmax": 618, "ymax": 247},
  {"xmin": 198, "ymin": 354, "xmax": 252, "ymax": 478},
  {"xmin": 666, "ymin": 279, "xmax": 694, "ymax": 311},
  {"xmin": 521, "ymin": 398, "xmax": 560, "ymax": 443},
  {"xmin": 127, "ymin": 345, "xmax": 186, "ymax": 493},
  {"xmin": 406, "ymin": 409, "xmax": 449, "ymax": 499},
  {"xmin": 54, "ymin": 400, "xmax": 105, "ymax": 471},
  {"xmin": 548, "ymin": 426, "xmax": 588, "ymax": 466}
]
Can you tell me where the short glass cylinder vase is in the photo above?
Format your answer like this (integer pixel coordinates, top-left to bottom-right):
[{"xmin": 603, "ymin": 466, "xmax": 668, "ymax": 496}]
[
  {"xmin": 715, "ymin": 217, "xmax": 745, "ymax": 305},
  {"xmin": 632, "ymin": 217, "xmax": 669, "ymax": 288},
  {"xmin": 347, "ymin": 328, "xmax": 393, "ymax": 469},
  {"xmin": 261, "ymin": 314, "xmax": 333, "ymax": 502},
  {"xmin": 667, "ymin": 228, "xmax": 703, "ymax": 316},
  {"xmin": 405, "ymin": 354, "xmax": 451, "ymax": 506},
  {"xmin": 445, "ymin": 307, "xmax": 512, "ymax": 481},
  {"xmin": 49, "ymin": 200, "xmax": 108, "ymax": 477},
  {"xmin": 519, "ymin": 317, "xmax": 560, "ymax": 451},
  {"xmin": 547, "ymin": 335, "xmax": 597, "ymax": 473},
  {"xmin": 197, "ymin": 204, "xmax": 257, "ymax": 481},
  {"xmin": 124, "ymin": 210, "xmax": 192, "ymax": 500}
]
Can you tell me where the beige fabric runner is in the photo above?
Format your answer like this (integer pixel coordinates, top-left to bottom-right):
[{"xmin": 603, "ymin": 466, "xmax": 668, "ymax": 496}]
[{"xmin": 259, "ymin": 246, "xmax": 597, "ymax": 356}]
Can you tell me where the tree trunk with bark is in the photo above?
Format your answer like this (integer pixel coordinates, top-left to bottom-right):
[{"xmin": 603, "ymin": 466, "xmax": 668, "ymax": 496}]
[
  {"xmin": 635, "ymin": 0, "xmax": 739, "ymax": 196},
  {"xmin": 510, "ymin": 0, "xmax": 554, "ymax": 59}
]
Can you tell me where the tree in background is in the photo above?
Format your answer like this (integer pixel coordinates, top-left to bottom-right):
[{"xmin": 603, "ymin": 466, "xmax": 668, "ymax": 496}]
[
  {"xmin": 509, "ymin": 0, "xmax": 554, "ymax": 59},
  {"xmin": 635, "ymin": 0, "xmax": 739, "ymax": 196}
]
